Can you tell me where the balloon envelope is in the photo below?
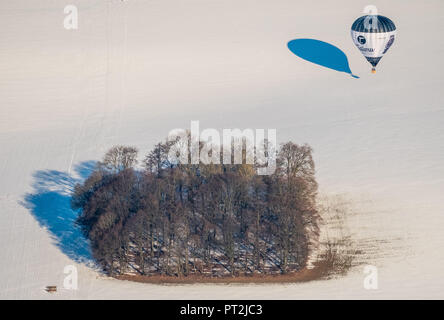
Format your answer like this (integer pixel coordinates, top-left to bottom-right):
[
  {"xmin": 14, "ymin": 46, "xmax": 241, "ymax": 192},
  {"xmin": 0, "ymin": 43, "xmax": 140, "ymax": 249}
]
[{"xmin": 351, "ymin": 15, "xmax": 396, "ymax": 68}]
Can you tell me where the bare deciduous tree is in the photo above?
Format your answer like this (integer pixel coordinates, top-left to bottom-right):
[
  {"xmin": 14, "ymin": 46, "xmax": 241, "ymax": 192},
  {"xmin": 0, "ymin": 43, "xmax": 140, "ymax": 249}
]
[{"xmin": 102, "ymin": 145, "xmax": 138, "ymax": 172}]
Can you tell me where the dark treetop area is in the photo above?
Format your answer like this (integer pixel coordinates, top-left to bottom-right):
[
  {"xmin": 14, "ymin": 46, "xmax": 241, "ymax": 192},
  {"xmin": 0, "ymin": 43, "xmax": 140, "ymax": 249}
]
[{"xmin": 72, "ymin": 138, "xmax": 319, "ymax": 277}]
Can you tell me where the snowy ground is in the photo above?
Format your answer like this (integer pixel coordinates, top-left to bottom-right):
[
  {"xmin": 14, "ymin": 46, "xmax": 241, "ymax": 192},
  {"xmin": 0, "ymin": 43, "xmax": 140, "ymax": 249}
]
[{"xmin": 0, "ymin": 0, "xmax": 443, "ymax": 299}]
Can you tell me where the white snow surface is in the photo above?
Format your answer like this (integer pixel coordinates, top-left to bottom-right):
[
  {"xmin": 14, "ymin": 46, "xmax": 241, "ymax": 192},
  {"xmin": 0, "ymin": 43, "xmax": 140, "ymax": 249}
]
[{"xmin": 0, "ymin": 0, "xmax": 443, "ymax": 299}]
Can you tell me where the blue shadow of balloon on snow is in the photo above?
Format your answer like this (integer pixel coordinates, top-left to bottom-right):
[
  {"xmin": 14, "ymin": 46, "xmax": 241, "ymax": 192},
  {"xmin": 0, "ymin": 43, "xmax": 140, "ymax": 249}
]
[
  {"xmin": 287, "ymin": 39, "xmax": 359, "ymax": 78},
  {"xmin": 21, "ymin": 161, "xmax": 97, "ymax": 265}
]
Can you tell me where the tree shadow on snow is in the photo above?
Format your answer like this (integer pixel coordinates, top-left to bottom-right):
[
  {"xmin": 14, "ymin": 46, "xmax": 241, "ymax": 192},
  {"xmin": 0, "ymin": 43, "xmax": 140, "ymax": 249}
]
[
  {"xmin": 21, "ymin": 161, "xmax": 97, "ymax": 264},
  {"xmin": 287, "ymin": 39, "xmax": 359, "ymax": 78}
]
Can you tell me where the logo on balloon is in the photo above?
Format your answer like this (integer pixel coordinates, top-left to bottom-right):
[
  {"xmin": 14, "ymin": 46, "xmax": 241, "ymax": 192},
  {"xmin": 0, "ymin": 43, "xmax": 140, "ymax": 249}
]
[
  {"xmin": 357, "ymin": 35, "xmax": 366, "ymax": 45},
  {"xmin": 383, "ymin": 35, "xmax": 395, "ymax": 54}
]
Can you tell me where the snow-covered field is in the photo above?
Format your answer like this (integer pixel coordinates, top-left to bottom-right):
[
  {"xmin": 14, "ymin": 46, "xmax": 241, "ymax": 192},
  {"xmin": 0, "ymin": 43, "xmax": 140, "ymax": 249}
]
[{"xmin": 1, "ymin": 0, "xmax": 443, "ymax": 299}]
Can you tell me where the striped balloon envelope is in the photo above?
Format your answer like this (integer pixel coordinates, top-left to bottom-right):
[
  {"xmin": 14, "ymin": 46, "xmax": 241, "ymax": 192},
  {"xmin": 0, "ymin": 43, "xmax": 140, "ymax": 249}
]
[{"xmin": 351, "ymin": 13, "xmax": 396, "ymax": 73}]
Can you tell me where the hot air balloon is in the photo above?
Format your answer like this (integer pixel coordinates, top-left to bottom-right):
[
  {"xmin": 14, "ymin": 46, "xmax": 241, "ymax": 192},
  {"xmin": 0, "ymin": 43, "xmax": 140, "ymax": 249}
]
[{"xmin": 351, "ymin": 10, "xmax": 396, "ymax": 73}]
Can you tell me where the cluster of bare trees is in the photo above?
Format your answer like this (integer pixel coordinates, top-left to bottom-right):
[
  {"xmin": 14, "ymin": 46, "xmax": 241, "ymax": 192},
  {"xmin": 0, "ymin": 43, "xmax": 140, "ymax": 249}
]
[{"xmin": 72, "ymin": 139, "xmax": 319, "ymax": 277}]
